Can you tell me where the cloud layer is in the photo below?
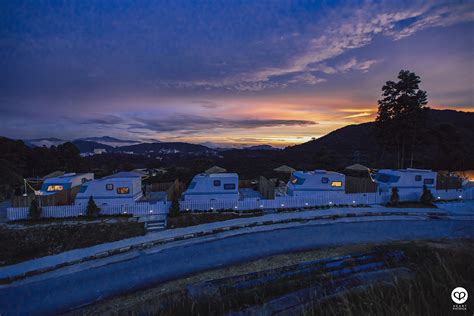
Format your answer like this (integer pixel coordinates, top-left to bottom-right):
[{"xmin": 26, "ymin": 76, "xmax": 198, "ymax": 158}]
[{"xmin": 0, "ymin": 1, "xmax": 472, "ymax": 145}]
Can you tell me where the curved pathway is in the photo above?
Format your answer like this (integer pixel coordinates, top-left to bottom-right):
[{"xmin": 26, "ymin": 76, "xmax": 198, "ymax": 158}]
[{"xmin": 1, "ymin": 219, "xmax": 474, "ymax": 315}]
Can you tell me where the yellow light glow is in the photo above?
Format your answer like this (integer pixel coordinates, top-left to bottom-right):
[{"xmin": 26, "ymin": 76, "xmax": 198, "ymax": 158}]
[{"xmin": 47, "ymin": 185, "xmax": 64, "ymax": 191}]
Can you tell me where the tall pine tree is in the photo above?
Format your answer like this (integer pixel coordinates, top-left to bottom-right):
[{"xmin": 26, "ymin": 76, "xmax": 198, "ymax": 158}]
[{"xmin": 376, "ymin": 70, "xmax": 428, "ymax": 168}]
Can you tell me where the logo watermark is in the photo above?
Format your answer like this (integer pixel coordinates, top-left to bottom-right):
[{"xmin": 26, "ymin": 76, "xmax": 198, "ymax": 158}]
[{"xmin": 451, "ymin": 287, "xmax": 468, "ymax": 311}]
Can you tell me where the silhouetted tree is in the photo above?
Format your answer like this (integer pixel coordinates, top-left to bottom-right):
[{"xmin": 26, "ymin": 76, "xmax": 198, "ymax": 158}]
[
  {"xmin": 390, "ymin": 187, "xmax": 399, "ymax": 206},
  {"xmin": 169, "ymin": 193, "xmax": 180, "ymax": 218},
  {"xmin": 28, "ymin": 199, "xmax": 42, "ymax": 220},
  {"xmin": 86, "ymin": 196, "xmax": 100, "ymax": 217},
  {"xmin": 420, "ymin": 185, "xmax": 434, "ymax": 205},
  {"xmin": 376, "ymin": 70, "xmax": 429, "ymax": 168}
]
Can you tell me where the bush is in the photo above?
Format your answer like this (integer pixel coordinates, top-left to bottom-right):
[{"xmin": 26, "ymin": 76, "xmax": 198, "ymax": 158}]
[
  {"xmin": 420, "ymin": 185, "xmax": 434, "ymax": 205},
  {"xmin": 390, "ymin": 187, "xmax": 399, "ymax": 206},
  {"xmin": 86, "ymin": 196, "xmax": 101, "ymax": 217},
  {"xmin": 28, "ymin": 199, "xmax": 42, "ymax": 220},
  {"xmin": 169, "ymin": 194, "xmax": 180, "ymax": 218}
]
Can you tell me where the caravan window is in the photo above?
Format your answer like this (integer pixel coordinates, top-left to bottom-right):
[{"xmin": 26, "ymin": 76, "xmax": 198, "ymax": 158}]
[
  {"xmin": 424, "ymin": 179, "xmax": 434, "ymax": 185},
  {"xmin": 290, "ymin": 175, "xmax": 305, "ymax": 185},
  {"xmin": 106, "ymin": 184, "xmax": 114, "ymax": 190},
  {"xmin": 415, "ymin": 175, "xmax": 422, "ymax": 181},
  {"xmin": 224, "ymin": 183, "xmax": 236, "ymax": 190},
  {"xmin": 47, "ymin": 185, "xmax": 64, "ymax": 192},
  {"xmin": 213, "ymin": 180, "xmax": 221, "ymax": 187},
  {"xmin": 331, "ymin": 181, "xmax": 342, "ymax": 187},
  {"xmin": 321, "ymin": 177, "xmax": 329, "ymax": 184},
  {"xmin": 117, "ymin": 187, "xmax": 130, "ymax": 194}
]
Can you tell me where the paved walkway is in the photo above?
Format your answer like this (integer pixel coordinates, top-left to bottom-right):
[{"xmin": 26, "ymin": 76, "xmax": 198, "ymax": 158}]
[
  {"xmin": 1, "ymin": 202, "xmax": 473, "ymax": 284},
  {"xmin": 1, "ymin": 219, "xmax": 474, "ymax": 315}
]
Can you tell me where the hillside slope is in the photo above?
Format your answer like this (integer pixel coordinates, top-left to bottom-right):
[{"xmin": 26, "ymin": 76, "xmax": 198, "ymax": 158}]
[{"xmin": 285, "ymin": 109, "xmax": 474, "ymax": 170}]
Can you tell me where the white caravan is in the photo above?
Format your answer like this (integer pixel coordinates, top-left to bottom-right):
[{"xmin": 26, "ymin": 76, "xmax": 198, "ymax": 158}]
[
  {"xmin": 40, "ymin": 173, "xmax": 94, "ymax": 195},
  {"xmin": 75, "ymin": 172, "xmax": 143, "ymax": 206},
  {"xmin": 374, "ymin": 168, "xmax": 437, "ymax": 195},
  {"xmin": 182, "ymin": 173, "xmax": 239, "ymax": 201},
  {"xmin": 286, "ymin": 170, "xmax": 345, "ymax": 197}
]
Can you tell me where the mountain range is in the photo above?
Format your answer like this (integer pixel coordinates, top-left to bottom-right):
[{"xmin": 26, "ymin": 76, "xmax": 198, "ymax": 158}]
[{"xmin": 19, "ymin": 109, "xmax": 474, "ymax": 170}]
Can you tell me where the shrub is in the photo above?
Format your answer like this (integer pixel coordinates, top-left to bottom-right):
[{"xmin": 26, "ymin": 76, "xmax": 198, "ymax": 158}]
[
  {"xmin": 28, "ymin": 199, "xmax": 42, "ymax": 220},
  {"xmin": 169, "ymin": 194, "xmax": 180, "ymax": 218},
  {"xmin": 390, "ymin": 187, "xmax": 399, "ymax": 206},
  {"xmin": 420, "ymin": 185, "xmax": 434, "ymax": 205},
  {"xmin": 86, "ymin": 196, "xmax": 101, "ymax": 217}
]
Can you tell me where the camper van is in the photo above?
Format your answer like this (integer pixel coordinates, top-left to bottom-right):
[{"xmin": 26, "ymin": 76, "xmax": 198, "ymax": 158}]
[
  {"xmin": 75, "ymin": 172, "xmax": 143, "ymax": 206},
  {"xmin": 286, "ymin": 170, "xmax": 345, "ymax": 197},
  {"xmin": 182, "ymin": 173, "xmax": 239, "ymax": 201},
  {"xmin": 40, "ymin": 173, "xmax": 94, "ymax": 195},
  {"xmin": 374, "ymin": 168, "xmax": 437, "ymax": 195}
]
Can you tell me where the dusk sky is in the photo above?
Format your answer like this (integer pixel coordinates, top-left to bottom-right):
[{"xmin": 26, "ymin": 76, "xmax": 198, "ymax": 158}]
[{"xmin": 1, "ymin": 0, "xmax": 473, "ymax": 147}]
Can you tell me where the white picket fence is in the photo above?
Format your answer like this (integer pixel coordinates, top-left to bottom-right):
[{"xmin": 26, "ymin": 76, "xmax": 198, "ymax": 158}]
[
  {"xmin": 180, "ymin": 189, "xmax": 472, "ymax": 212},
  {"xmin": 180, "ymin": 192, "xmax": 384, "ymax": 212},
  {"xmin": 7, "ymin": 201, "xmax": 169, "ymax": 221},
  {"xmin": 7, "ymin": 188, "xmax": 472, "ymax": 219}
]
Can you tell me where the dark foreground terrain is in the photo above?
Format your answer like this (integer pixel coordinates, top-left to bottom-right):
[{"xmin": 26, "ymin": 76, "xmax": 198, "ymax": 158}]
[{"xmin": 71, "ymin": 239, "xmax": 474, "ymax": 315}]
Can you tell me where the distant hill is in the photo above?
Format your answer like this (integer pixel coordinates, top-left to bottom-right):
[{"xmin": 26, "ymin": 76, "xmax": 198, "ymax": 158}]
[
  {"xmin": 285, "ymin": 109, "xmax": 474, "ymax": 170},
  {"xmin": 72, "ymin": 140, "xmax": 114, "ymax": 153},
  {"xmin": 244, "ymin": 145, "xmax": 280, "ymax": 151},
  {"xmin": 75, "ymin": 136, "xmax": 142, "ymax": 147},
  {"xmin": 117, "ymin": 142, "xmax": 214, "ymax": 154},
  {"xmin": 23, "ymin": 138, "xmax": 66, "ymax": 148}
]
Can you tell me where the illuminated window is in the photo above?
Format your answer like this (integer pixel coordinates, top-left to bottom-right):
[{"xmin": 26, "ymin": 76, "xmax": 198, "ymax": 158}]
[
  {"xmin": 213, "ymin": 180, "xmax": 221, "ymax": 186},
  {"xmin": 106, "ymin": 184, "xmax": 114, "ymax": 190},
  {"xmin": 290, "ymin": 175, "xmax": 305, "ymax": 185},
  {"xmin": 47, "ymin": 185, "xmax": 64, "ymax": 192},
  {"xmin": 321, "ymin": 177, "xmax": 329, "ymax": 184},
  {"xmin": 331, "ymin": 181, "xmax": 342, "ymax": 187},
  {"xmin": 117, "ymin": 187, "xmax": 130, "ymax": 194}
]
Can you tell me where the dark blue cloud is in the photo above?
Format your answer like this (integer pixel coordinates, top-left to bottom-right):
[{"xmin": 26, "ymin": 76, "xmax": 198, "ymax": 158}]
[{"xmin": 0, "ymin": 0, "xmax": 472, "ymax": 141}]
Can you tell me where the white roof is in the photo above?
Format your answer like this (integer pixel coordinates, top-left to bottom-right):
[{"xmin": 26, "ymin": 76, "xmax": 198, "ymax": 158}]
[{"xmin": 204, "ymin": 173, "xmax": 237, "ymax": 178}]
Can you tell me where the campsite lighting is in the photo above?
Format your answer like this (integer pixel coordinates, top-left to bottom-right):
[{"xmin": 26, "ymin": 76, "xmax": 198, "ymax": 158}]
[
  {"xmin": 260, "ymin": 205, "xmax": 264, "ymax": 208},
  {"xmin": 186, "ymin": 208, "xmax": 190, "ymax": 211},
  {"xmin": 329, "ymin": 201, "xmax": 333, "ymax": 205},
  {"xmin": 281, "ymin": 204, "xmax": 285, "ymax": 207},
  {"xmin": 305, "ymin": 203, "xmax": 308, "ymax": 206},
  {"xmin": 234, "ymin": 206, "xmax": 238, "ymax": 209},
  {"xmin": 211, "ymin": 207, "xmax": 214, "ymax": 210},
  {"xmin": 459, "ymin": 195, "xmax": 462, "ymax": 199},
  {"xmin": 437, "ymin": 196, "xmax": 441, "ymax": 200},
  {"xmin": 149, "ymin": 210, "xmax": 153, "ymax": 213}
]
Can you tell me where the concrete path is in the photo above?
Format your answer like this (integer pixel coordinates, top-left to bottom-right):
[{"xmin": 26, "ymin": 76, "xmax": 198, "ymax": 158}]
[
  {"xmin": 2, "ymin": 201, "xmax": 473, "ymax": 284},
  {"xmin": 0, "ymin": 205, "xmax": 455, "ymax": 283},
  {"xmin": 0, "ymin": 219, "xmax": 474, "ymax": 315}
]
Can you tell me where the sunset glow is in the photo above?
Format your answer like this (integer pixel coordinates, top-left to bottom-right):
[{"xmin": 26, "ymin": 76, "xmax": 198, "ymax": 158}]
[{"xmin": 1, "ymin": 1, "xmax": 472, "ymax": 146}]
